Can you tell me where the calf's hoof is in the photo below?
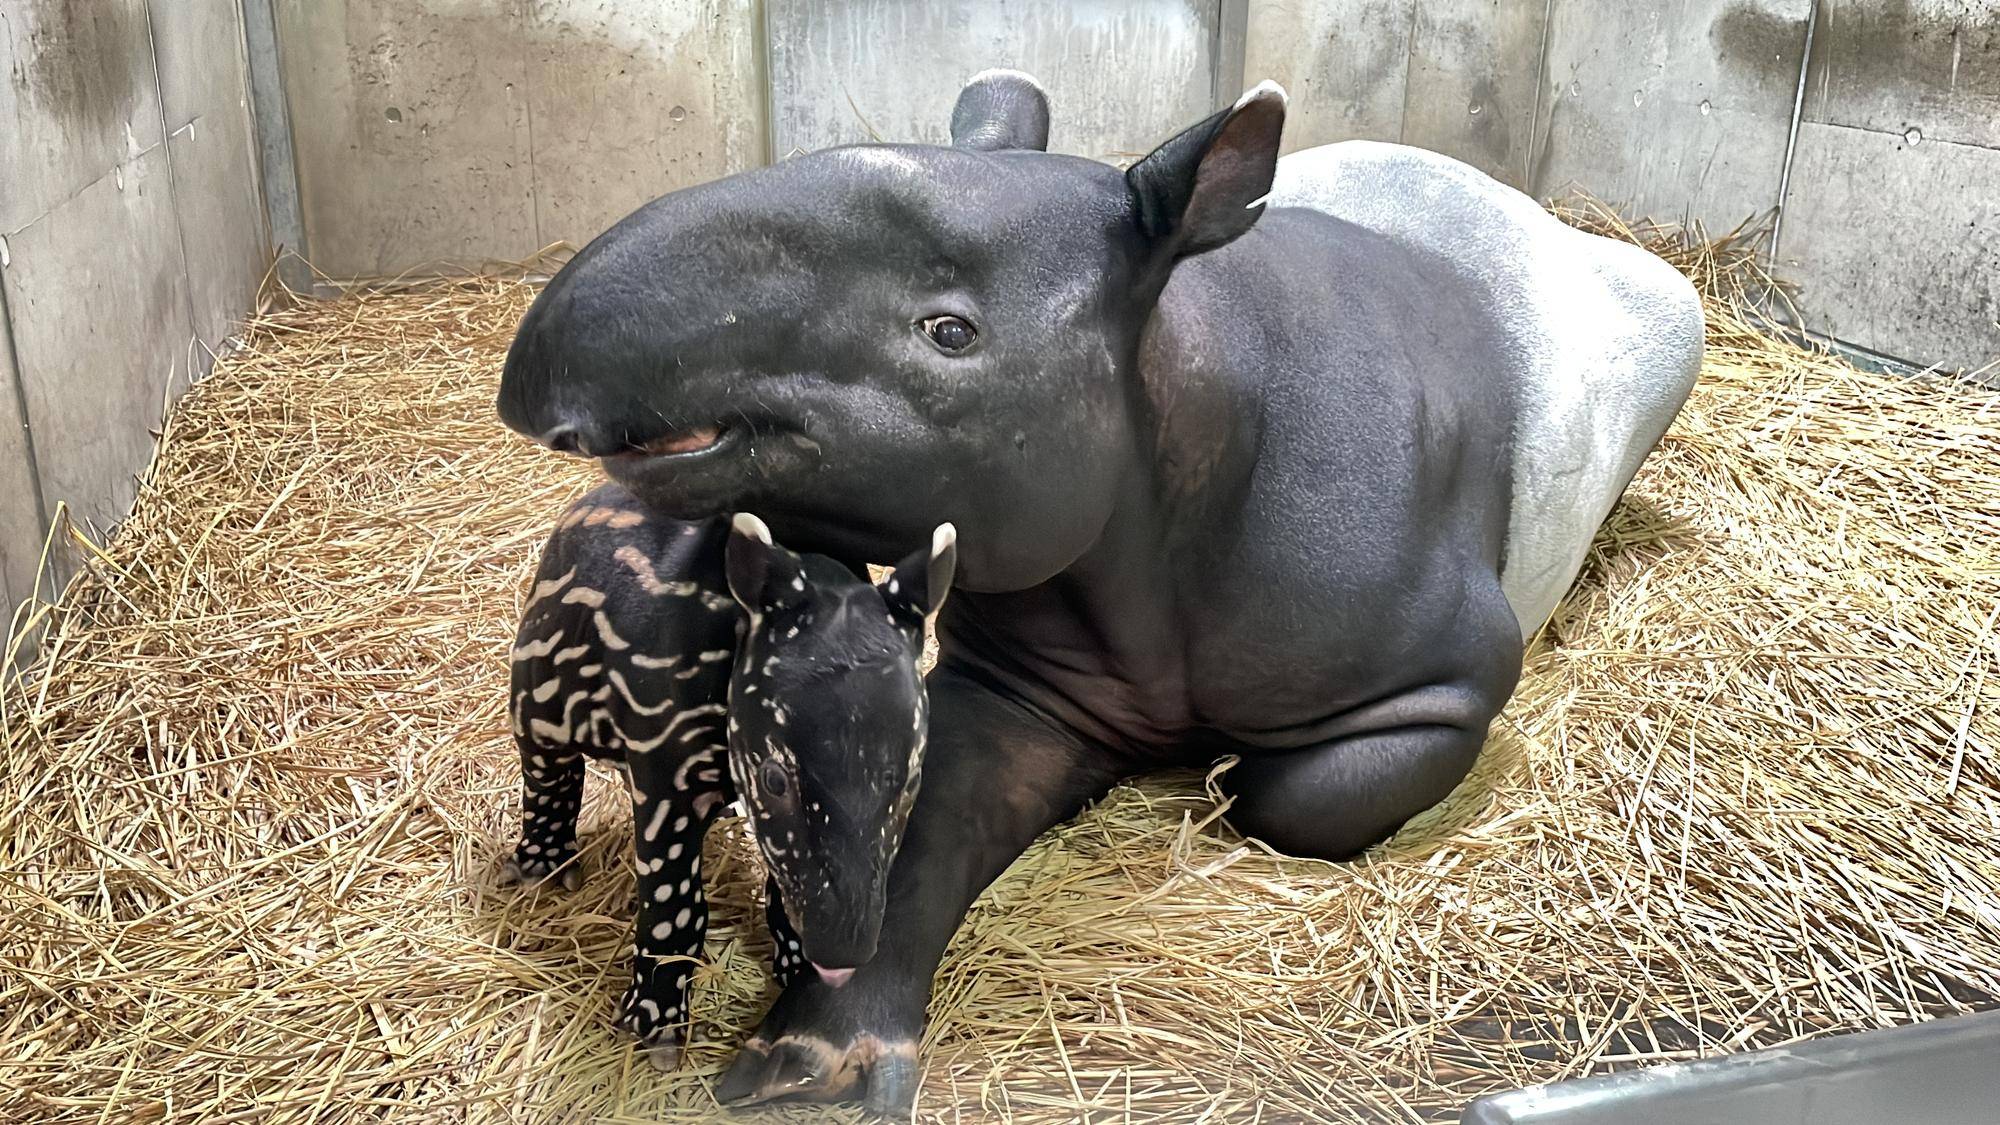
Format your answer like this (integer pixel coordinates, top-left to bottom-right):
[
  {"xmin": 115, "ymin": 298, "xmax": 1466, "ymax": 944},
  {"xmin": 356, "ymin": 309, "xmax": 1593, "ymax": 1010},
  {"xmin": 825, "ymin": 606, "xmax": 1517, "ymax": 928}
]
[
  {"xmin": 715, "ymin": 985, "xmax": 920, "ymax": 1117},
  {"xmin": 496, "ymin": 852, "xmax": 582, "ymax": 892},
  {"xmin": 615, "ymin": 978, "xmax": 692, "ymax": 1071}
]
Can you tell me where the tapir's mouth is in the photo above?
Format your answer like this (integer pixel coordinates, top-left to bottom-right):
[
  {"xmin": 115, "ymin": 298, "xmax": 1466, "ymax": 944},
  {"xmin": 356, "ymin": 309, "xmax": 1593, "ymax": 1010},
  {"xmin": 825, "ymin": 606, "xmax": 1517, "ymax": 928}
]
[{"xmin": 617, "ymin": 423, "xmax": 731, "ymax": 460}]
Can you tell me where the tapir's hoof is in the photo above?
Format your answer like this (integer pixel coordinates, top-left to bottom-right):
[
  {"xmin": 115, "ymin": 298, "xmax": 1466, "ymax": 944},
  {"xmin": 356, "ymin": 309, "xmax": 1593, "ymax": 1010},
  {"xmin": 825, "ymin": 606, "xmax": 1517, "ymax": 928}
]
[
  {"xmin": 496, "ymin": 854, "xmax": 582, "ymax": 892},
  {"xmin": 641, "ymin": 1034, "xmax": 684, "ymax": 1073},
  {"xmin": 716, "ymin": 1032, "xmax": 919, "ymax": 1116}
]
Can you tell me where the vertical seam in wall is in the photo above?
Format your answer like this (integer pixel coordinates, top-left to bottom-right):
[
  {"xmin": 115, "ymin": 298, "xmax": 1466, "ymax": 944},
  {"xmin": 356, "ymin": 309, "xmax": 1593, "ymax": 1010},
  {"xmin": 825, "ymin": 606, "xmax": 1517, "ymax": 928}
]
[
  {"xmin": 0, "ymin": 277, "xmax": 52, "ymax": 545},
  {"xmin": 521, "ymin": 0, "xmax": 544, "ymax": 251},
  {"xmin": 1212, "ymin": 0, "xmax": 1249, "ymax": 110},
  {"xmin": 1770, "ymin": 0, "xmax": 1820, "ymax": 261},
  {"xmin": 242, "ymin": 0, "xmax": 311, "ymax": 291},
  {"xmin": 757, "ymin": 0, "xmax": 777, "ymax": 165},
  {"xmin": 145, "ymin": 0, "xmax": 205, "ymax": 389},
  {"xmin": 1525, "ymin": 0, "xmax": 1556, "ymax": 192},
  {"xmin": 1396, "ymin": 0, "xmax": 1419, "ymax": 144}
]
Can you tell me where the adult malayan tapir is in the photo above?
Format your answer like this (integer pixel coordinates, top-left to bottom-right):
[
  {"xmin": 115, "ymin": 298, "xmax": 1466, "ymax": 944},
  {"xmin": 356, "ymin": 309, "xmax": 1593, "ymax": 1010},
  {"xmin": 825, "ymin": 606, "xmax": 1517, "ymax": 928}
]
[{"xmin": 497, "ymin": 70, "xmax": 1703, "ymax": 1113}]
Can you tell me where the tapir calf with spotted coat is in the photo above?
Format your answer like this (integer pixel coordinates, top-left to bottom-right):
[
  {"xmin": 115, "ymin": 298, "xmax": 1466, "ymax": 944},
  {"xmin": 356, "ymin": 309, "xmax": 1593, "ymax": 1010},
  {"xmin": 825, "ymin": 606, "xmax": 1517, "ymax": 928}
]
[{"xmin": 504, "ymin": 483, "xmax": 955, "ymax": 1061}]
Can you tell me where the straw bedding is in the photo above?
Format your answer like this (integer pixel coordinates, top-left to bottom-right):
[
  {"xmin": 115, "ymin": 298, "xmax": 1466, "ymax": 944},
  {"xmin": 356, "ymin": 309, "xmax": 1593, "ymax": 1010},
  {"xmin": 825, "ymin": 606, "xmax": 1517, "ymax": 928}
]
[{"xmin": 2, "ymin": 214, "xmax": 1996, "ymax": 1124}]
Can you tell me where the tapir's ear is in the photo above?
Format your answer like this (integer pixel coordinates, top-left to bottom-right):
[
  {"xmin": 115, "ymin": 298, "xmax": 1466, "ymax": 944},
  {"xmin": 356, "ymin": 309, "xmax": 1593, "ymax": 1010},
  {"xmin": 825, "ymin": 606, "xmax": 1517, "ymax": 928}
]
[
  {"xmin": 949, "ymin": 69, "xmax": 1050, "ymax": 152},
  {"xmin": 726, "ymin": 513, "xmax": 808, "ymax": 615},
  {"xmin": 1125, "ymin": 80, "xmax": 1287, "ymax": 260},
  {"xmin": 882, "ymin": 523, "xmax": 957, "ymax": 627}
]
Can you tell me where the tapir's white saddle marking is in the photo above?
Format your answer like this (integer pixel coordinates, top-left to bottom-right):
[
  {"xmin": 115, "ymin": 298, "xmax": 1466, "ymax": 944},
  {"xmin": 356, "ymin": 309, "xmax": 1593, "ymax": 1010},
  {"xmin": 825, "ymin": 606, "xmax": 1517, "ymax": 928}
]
[{"xmin": 1269, "ymin": 141, "xmax": 1705, "ymax": 638}]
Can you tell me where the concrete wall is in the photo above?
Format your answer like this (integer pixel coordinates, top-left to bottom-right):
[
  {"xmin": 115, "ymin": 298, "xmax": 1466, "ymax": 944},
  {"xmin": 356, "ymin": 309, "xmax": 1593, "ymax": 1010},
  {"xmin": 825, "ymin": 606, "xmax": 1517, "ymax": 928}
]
[
  {"xmin": 1245, "ymin": 0, "xmax": 1999, "ymax": 373},
  {"xmin": 269, "ymin": 0, "xmax": 1993, "ymax": 372},
  {"xmin": 270, "ymin": 0, "xmax": 765, "ymax": 280},
  {"xmin": 766, "ymin": 0, "xmax": 1231, "ymax": 164},
  {"xmin": 0, "ymin": 0, "xmax": 271, "ymax": 623}
]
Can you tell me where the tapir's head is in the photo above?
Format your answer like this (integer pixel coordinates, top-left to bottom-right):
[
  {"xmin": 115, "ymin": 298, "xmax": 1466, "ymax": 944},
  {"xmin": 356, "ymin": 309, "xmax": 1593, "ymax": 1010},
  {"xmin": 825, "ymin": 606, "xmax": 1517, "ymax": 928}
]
[
  {"xmin": 498, "ymin": 70, "xmax": 1286, "ymax": 589},
  {"xmin": 722, "ymin": 513, "xmax": 955, "ymax": 977}
]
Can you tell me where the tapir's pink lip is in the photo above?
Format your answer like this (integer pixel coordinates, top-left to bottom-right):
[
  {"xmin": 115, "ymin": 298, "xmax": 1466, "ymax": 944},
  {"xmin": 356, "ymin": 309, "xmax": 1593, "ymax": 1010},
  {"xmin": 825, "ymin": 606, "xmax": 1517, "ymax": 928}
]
[
  {"xmin": 630, "ymin": 424, "xmax": 725, "ymax": 457},
  {"xmin": 603, "ymin": 424, "xmax": 741, "ymax": 468},
  {"xmin": 812, "ymin": 963, "xmax": 856, "ymax": 987}
]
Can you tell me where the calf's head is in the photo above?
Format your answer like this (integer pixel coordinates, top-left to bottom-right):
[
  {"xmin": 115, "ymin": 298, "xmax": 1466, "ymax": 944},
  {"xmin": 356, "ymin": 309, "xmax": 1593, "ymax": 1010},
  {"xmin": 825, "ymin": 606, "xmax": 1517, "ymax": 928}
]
[
  {"xmin": 723, "ymin": 513, "xmax": 956, "ymax": 977},
  {"xmin": 498, "ymin": 71, "xmax": 1287, "ymax": 590}
]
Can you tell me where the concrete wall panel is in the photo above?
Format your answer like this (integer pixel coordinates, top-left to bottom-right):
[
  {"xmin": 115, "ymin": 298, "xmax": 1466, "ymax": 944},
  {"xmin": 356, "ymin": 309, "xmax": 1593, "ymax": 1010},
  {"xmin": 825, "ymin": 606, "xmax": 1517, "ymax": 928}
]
[
  {"xmin": 1, "ymin": 147, "xmax": 193, "ymax": 540},
  {"xmin": 0, "ymin": 291, "xmax": 50, "ymax": 617},
  {"xmin": 0, "ymin": 0, "xmax": 164, "ymax": 235},
  {"xmin": 1778, "ymin": 122, "xmax": 2000, "ymax": 373},
  {"xmin": 1531, "ymin": 0, "xmax": 1811, "ymax": 229},
  {"xmin": 273, "ymin": 0, "xmax": 763, "ymax": 277},
  {"xmin": 1244, "ymin": 0, "xmax": 1415, "ymax": 156},
  {"xmin": 169, "ymin": 108, "xmax": 269, "ymax": 356},
  {"xmin": 149, "ymin": 0, "xmax": 252, "ymax": 131},
  {"xmin": 1806, "ymin": 0, "xmax": 2000, "ymax": 150},
  {"xmin": 524, "ymin": 0, "xmax": 764, "ymax": 251},
  {"xmin": 1245, "ymin": 0, "xmax": 1545, "ymax": 185},
  {"xmin": 766, "ymin": 0, "xmax": 1221, "ymax": 164},
  {"xmin": 274, "ymin": 0, "xmax": 536, "ymax": 278},
  {"xmin": 1402, "ymin": 0, "xmax": 1546, "ymax": 185}
]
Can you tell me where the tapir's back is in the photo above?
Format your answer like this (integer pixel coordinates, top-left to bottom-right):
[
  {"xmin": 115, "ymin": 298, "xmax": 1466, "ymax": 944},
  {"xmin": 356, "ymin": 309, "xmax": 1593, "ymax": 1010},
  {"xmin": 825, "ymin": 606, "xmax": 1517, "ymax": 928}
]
[{"xmin": 1268, "ymin": 141, "xmax": 1703, "ymax": 637}]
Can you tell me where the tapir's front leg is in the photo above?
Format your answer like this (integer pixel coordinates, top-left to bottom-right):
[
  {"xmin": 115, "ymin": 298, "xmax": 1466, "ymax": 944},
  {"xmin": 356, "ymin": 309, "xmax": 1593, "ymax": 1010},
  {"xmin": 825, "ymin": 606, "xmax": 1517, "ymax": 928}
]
[
  {"xmin": 716, "ymin": 664, "xmax": 1122, "ymax": 1115},
  {"xmin": 618, "ymin": 719, "xmax": 730, "ymax": 1067},
  {"xmin": 497, "ymin": 734, "xmax": 586, "ymax": 891}
]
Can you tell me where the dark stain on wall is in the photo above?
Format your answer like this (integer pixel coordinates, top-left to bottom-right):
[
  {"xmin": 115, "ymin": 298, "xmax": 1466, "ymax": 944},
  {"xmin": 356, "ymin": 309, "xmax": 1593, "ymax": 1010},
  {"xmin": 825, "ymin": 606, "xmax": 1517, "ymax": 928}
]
[
  {"xmin": 9, "ymin": 0, "xmax": 142, "ymax": 143},
  {"xmin": 1710, "ymin": 1, "xmax": 1810, "ymax": 95},
  {"xmin": 1811, "ymin": 0, "xmax": 2000, "ymax": 119}
]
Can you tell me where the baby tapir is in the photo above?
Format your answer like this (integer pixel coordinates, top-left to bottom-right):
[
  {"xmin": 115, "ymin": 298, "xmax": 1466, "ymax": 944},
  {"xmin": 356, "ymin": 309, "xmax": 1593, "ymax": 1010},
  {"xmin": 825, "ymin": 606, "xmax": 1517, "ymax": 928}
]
[{"xmin": 502, "ymin": 482, "xmax": 955, "ymax": 1061}]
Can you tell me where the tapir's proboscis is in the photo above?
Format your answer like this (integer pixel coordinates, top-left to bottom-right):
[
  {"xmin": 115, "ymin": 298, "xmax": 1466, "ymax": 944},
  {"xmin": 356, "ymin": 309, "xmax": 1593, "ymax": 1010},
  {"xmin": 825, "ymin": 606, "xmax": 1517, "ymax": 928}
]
[
  {"xmin": 498, "ymin": 70, "xmax": 1702, "ymax": 1113},
  {"xmin": 504, "ymin": 484, "xmax": 953, "ymax": 1065}
]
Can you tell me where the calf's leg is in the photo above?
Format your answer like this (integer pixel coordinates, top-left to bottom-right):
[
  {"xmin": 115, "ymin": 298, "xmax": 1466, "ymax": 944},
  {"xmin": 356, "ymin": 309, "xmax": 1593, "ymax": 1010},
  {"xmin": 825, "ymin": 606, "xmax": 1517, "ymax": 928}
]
[
  {"xmin": 618, "ymin": 718, "xmax": 731, "ymax": 1067},
  {"xmin": 498, "ymin": 734, "xmax": 586, "ymax": 891}
]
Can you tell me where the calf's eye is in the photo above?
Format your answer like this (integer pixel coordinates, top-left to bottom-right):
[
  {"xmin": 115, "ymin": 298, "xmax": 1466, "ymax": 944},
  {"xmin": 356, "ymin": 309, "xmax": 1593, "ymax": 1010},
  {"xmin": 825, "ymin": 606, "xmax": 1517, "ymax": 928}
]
[
  {"xmin": 922, "ymin": 315, "xmax": 977, "ymax": 353},
  {"xmin": 760, "ymin": 760, "xmax": 790, "ymax": 798}
]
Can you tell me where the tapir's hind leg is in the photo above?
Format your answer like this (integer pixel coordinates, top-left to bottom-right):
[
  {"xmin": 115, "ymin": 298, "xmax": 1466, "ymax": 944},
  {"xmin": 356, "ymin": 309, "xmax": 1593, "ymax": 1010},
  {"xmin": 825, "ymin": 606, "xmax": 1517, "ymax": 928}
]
[
  {"xmin": 715, "ymin": 664, "xmax": 1123, "ymax": 1116},
  {"xmin": 1223, "ymin": 588, "xmax": 1523, "ymax": 861},
  {"xmin": 1220, "ymin": 720, "xmax": 1488, "ymax": 860}
]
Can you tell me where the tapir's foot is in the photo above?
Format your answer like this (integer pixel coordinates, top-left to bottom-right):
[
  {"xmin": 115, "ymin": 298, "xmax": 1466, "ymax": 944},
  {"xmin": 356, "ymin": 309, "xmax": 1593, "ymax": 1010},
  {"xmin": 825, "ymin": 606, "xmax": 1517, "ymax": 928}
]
[
  {"xmin": 614, "ymin": 980, "xmax": 690, "ymax": 1072},
  {"xmin": 715, "ymin": 981, "xmax": 921, "ymax": 1116},
  {"xmin": 495, "ymin": 848, "xmax": 583, "ymax": 892}
]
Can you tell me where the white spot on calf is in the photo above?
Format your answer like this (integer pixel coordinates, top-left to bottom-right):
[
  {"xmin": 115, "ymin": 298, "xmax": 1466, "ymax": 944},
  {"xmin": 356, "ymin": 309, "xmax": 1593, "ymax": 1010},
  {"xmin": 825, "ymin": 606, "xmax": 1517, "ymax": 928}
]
[{"xmin": 642, "ymin": 800, "xmax": 672, "ymax": 842}]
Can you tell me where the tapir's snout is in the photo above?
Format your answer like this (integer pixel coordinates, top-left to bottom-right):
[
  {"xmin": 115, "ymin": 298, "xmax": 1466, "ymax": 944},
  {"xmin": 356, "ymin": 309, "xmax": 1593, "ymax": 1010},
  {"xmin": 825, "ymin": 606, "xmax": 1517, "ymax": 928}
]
[{"xmin": 788, "ymin": 876, "xmax": 887, "ymax": 975}]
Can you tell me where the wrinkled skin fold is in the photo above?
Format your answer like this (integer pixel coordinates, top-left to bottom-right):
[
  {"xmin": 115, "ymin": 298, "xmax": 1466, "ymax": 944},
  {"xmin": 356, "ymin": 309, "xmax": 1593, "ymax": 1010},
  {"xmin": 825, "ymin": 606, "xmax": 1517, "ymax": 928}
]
[{"xmin": 497, "ymin": 68, "xmax": 1703, "ymax": 1115}]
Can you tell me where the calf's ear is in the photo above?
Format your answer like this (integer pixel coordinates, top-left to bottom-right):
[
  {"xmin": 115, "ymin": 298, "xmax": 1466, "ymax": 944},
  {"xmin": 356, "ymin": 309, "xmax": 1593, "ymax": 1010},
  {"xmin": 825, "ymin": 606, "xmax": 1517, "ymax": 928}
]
[
  {"xmin": 726, "ymin": 513, "xmax": 808, "ymax": 615},
  {"xmin": 882, "ymin": 523, "xmax": 958, "ymax": 627},
  {"xmin": 1125, "ymin": 80, "xmax": 1287, "ymax": 260},
  {"xmin": 950, "ymin": 69, "xmax": 1051, "ymax": 152}
]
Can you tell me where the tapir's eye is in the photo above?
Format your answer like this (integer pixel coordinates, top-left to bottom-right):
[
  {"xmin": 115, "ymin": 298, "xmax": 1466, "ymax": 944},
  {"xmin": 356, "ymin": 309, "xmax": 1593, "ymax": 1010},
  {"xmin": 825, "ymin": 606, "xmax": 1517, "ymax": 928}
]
[
  {"xmin": 921, "ymin": 315, "xmax": 977, "ymax": 353},
  {"xmin": 759, "ymin": 760, "xmax": 790, "ymax": 798}
]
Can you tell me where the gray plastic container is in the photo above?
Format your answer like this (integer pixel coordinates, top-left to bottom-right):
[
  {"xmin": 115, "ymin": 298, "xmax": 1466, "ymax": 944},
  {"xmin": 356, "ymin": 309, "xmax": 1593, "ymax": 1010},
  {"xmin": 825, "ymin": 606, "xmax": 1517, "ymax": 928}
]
[{"xmin": 1462, "ymin": 1010, "xmax": 2000, "ymax": 1124}]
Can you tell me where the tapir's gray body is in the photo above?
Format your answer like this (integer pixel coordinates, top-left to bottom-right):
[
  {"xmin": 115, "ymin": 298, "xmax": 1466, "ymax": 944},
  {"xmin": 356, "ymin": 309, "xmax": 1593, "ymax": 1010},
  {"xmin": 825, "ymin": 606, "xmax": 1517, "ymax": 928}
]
[
  {"xmin": 1268, "ymin": 140, "xmax": 1703, "ymax": 635},
  {"xmin": 496, "ymin": 74, "xmax": 1703, "ymax": 1113}
]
